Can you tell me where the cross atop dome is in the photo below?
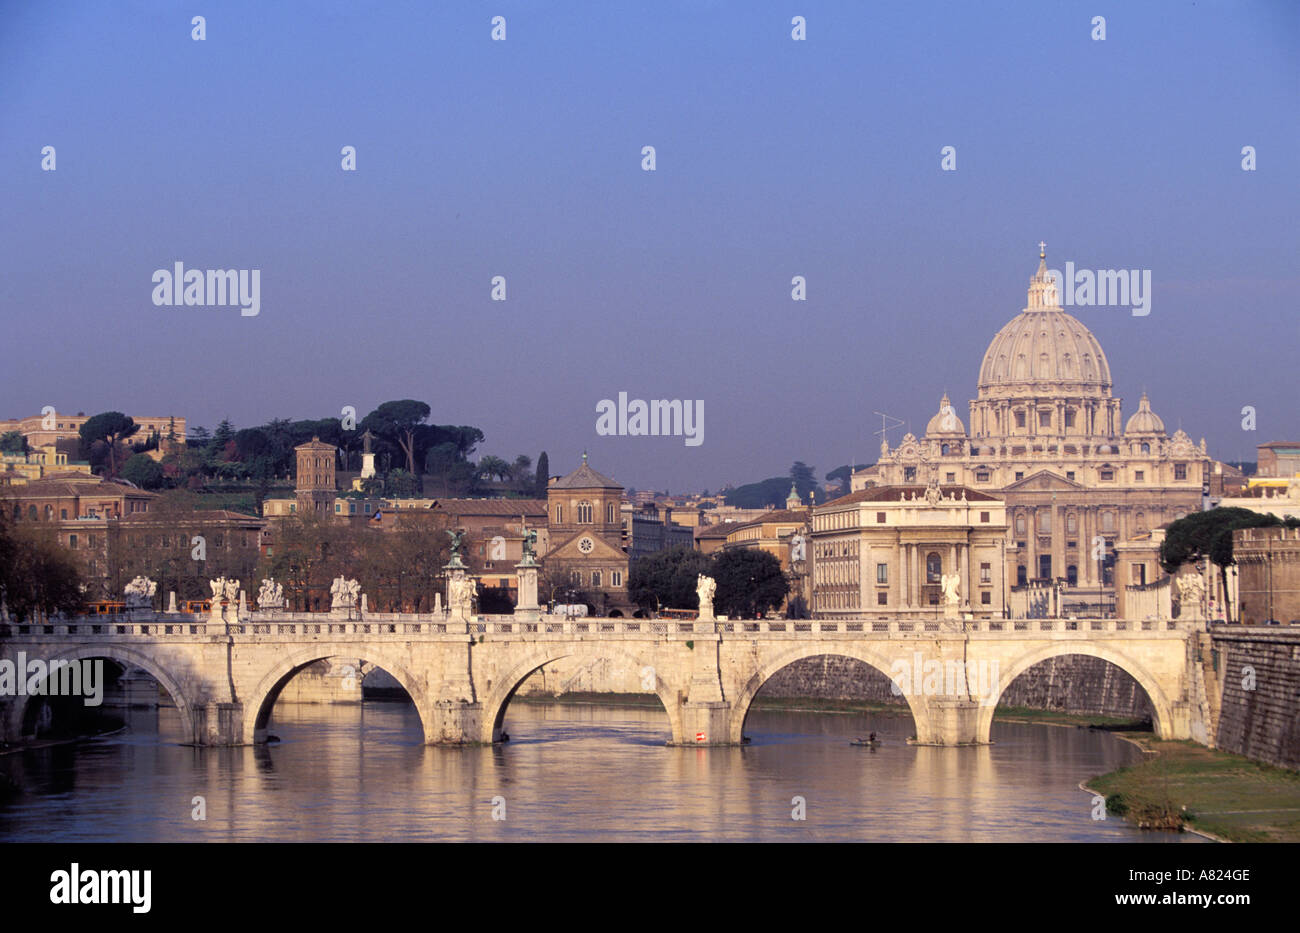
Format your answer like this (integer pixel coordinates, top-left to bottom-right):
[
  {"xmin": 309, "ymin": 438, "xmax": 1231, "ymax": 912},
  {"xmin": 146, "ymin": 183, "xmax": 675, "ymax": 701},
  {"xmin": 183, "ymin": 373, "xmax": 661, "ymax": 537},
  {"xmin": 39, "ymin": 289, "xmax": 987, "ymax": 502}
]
[{"xmin": 1039, "ymin": 240, "xmax": 1046, "ymax": 259}]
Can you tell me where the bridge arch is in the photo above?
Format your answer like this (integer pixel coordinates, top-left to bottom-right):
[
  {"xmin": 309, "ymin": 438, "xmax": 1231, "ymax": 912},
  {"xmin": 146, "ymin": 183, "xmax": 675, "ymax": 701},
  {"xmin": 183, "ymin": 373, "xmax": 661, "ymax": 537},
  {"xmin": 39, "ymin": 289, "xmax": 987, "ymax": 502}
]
[
  {"xmin": 977, "ymin": 643, "xmax": 1176, "ymax": 743},
  {"xmin": 6, "ymin": 644, "xmax": 199, "ymax": 744},
  {"xmin": 729, "ymin": 645, "xmax": 930, "ymax": 745},
  {"xmin": 244, "ymin": 645, "xmax": 433, "ymax": 745},
  {"xmin": 482, "ymin": 648, "xmax": 684, "ymax": 745}
]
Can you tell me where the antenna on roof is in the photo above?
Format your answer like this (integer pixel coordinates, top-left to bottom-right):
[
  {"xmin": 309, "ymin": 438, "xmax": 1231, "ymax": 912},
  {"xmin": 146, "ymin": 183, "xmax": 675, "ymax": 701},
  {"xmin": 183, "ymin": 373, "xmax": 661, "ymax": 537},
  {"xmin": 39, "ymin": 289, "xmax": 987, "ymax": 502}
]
[{"xmin": 871, "ymin": 411, "xmax": 904, "ymax": 449}]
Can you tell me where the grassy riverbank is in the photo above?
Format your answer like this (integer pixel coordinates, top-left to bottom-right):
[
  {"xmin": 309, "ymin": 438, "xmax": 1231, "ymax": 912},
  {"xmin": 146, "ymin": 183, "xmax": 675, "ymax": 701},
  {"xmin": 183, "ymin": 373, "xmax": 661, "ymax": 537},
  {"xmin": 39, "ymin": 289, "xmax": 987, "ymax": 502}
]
[{"xmin": 1086, "ymin": 736, "xmax": 1300, "ymax": 842}]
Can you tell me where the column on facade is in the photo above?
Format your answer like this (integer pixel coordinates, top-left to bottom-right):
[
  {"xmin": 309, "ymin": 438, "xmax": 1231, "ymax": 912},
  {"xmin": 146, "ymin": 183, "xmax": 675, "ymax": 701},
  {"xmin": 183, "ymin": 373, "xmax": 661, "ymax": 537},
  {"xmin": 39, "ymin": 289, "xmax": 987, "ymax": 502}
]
[
  {"xmin": 859, "ymin": 540, "xmax": 869, "ymax": 613},
  {"xmin": 960, "ymin": 540, "xmax": 971, "ymax": 608},
  {"xmin": 1051, "ymin": 503, "xmax": 1064, "ymax": 583},
  {"xmin": 904, "ymin": 540, "xmax": 915, "ymax": 613},
  {"xmin": 1025, "ymin": 509, "xmax": 1037, "ymax": 581}
]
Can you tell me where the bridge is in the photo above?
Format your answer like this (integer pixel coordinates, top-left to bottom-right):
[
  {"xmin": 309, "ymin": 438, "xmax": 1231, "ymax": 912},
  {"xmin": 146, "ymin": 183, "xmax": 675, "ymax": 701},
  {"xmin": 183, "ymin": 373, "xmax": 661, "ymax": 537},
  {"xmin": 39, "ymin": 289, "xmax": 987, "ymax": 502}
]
[{"xmin": 0, "ymin": 611, "xmax": 1215, "ymax": 748}]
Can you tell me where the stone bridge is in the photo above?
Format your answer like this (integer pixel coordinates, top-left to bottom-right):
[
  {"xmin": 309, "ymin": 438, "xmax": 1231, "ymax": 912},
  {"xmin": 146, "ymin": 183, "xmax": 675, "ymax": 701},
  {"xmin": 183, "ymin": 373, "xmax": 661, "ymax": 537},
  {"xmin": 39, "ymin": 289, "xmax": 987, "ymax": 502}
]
[{"xmin": 0, "ymin": 612, "xmax": 1213, "ymax": 748}]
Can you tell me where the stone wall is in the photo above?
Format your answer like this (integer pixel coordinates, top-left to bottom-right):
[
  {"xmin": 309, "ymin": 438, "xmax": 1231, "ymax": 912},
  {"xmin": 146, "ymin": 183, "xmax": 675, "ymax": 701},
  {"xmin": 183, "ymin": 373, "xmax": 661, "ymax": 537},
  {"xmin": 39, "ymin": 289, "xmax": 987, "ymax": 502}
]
[
  {"xmin": 1213, "ymin": 627, "xmax": 1300, "ymax": 770},
  {"xmin": 755, "ymin": 653, "xmax": 1154, "ymax": 719}
]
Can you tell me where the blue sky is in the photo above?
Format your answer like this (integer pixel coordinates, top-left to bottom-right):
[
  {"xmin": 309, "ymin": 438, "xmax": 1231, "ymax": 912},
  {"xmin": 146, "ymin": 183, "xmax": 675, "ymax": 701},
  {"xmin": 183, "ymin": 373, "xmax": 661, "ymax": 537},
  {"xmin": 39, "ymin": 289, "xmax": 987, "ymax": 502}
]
[{"xmin": 2, "ymin": 1, "xmax": 1297, "ymax": 491}]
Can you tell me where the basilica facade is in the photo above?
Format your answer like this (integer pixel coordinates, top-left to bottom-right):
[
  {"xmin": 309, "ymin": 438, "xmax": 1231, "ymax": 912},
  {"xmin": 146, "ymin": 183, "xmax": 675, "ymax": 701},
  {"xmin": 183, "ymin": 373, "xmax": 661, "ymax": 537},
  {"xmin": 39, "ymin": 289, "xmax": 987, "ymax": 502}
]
[{"xmin": 852, "ymin": 250, "xmax": 1213, "ymax": 607}]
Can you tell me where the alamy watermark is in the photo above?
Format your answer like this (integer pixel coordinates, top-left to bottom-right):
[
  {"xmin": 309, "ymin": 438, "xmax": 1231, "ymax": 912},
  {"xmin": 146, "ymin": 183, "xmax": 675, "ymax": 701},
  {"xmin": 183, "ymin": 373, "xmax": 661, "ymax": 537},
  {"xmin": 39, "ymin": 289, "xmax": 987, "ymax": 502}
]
[
  {"xmin": 151, "ymin": 262, "xmax": 261, "ymax": 317},
  {"xmin": 0, "ymin": 654, "xmax": 104, "ymax": 706},
  {"xmin": 595, "ymin": 392, "xmax": 703, "ymax": 447},
  {"xmin": 889, "ymin": 652, "xmax": 1000, "ymax": 706},
  {"xmin": 1046, "ymin": 263, "xmax": 1151, "ymax": 317}
]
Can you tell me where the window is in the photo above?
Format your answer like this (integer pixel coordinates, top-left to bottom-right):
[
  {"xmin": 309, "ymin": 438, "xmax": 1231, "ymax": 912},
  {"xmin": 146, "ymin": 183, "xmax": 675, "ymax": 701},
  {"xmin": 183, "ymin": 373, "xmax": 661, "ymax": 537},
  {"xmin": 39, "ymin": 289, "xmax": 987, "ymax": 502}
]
[
  {"xmin": 904, "ymin": 467, "xmax": 917, "ymax": 483},
  {"xmin": 1134, "ymin": 470, "xmax": 1144, "ymax": 482},
  {"xmin": 1064, "ymin": 410, "xmax": 1076, "ymax": 428},
  {"xmin": 1015, "ymin": 411, "xmax": 1026, "ymax": 428},
  {"xmin": 1067, "ymin": 565, "xmax": 1078, "ymax": 586},
  {"xmin": 1015, "ymin": 515, "xmax": 1026, "ymax": 535},
  {"xmin": 941, "ymin": 444, "xmax": 950, "ymax": 456},
  {"xmin": 69, "ymin": 534, "xmax": 77, "ymax": 549},
  {"xmin": 289, "ymin": 504, "xmax": 296, "ymax": 513},
  {"xmin": 60, "ymin": 509, "xmax": 67, "ymax": 519},
  {"xmin": 976, "ymin": 471, "xmax": 990, "ymax": 482},
  {"xmin": 28, "ymin": 506, "xmax": 37, "ymax": 520},
  {"xmin": 555, "ymin": 505, "xmax": 563, "ymax": 523},
  {"xmin": 578, "ymin": 501, "xmax": 593, "ymax": 523},
  {"xmin": 876, "ymin": 512, "xmax": 886, "ymax": 524},
  {"xmin": 926, "ymin": 552, "xmax": 941, "ymax": 584},
  {"xmin": 876, "ymin": 563, "xmax": 888, "ymax": 584},
  {"xmin": 611, "ymin": 571, "xmax": 622, "ymax": 587},
  {"xmin": 1015, "ymin": 472, "xmax": 1024, "ymax": 481},
  {"xmin": 1102, "ymin": 512, "xmax": 1116, "ymax": 532},
  {"xmin": 1017, "ymin": 565, "xmax": 1027, "ymax": 586},
  {"xmin": 591, "ymin": 571, "xmax": 601, "ymax": 587},
  {"xmin": 607, "ymin": 503, "xmax": 616, "ymax": 524},
  {"xmin": 980, "ymin": 562, "xmax": 991, "ymax": 584},
  {"xmin": 979, "ymin": 511, "xmax": 990, "ymax": 523},
  {"xmin": 1038, "ymin": 511, "xmax": 1051, "ymax": 533},
  {"xmin": 1100, "ymin": 469, "xmax": 1114, "ymax": 481},
  {"xmin": 1175, "ymin": 463, "xmax": 1187, "ymax": 480},
  {"xmin": 1066, "ymin": 471, "xmax": 1075, "ymax": 481},
  {"xmin": 877, "ymin": 591, "xmax": 888, "ymax": 606},
  {"xmin": 1131, "ymin": 563, "xmax": 1146, "ymax": 585},
  {"xmin": 1039, "ymin": 411, "xmax": 1051, "ymax": 428},
  {"xmin": 1067, "ymin": 514, "xmax": 1077, "ymax": 534},
  {"xmin": 945, "ymin": 472, "xmax": 956, "ymax": 483},
  {"xmin": 1140, "ymin": 442, "xmax": 1151, "ymax": 454},
  {"xmin": 981, "ymin": 591, "xmax": 991, "ymax": 605},
  {"xmin": 335, "ymin": 503, "xmax": 342, "ymax": 513}
]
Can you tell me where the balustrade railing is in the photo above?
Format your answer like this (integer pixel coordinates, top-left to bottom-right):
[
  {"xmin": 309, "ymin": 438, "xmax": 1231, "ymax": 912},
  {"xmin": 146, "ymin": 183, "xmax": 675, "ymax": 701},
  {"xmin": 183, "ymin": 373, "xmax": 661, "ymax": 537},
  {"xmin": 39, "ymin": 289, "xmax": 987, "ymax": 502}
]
[{"xmin": 0, "ymin": 613, "xmax": 1199, "ymax": 640}]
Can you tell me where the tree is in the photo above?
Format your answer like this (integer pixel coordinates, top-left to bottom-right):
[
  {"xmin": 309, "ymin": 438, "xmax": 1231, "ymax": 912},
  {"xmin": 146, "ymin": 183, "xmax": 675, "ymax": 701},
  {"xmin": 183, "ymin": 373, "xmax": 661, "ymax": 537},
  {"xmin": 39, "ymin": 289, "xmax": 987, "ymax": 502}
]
[
  {"xmin": 477, "ymin": 455, "xmax": 510, "ymax": 483},
  {"xmin": 627, "ymin": 545, "xmax": 714, "ymax": 612},
  {"xmin": 0, "ymin": 431, "xmax": 27, "ymax": 455},
  {"xmin": 723, "ymin": 476, "xmax": 795, "ymax": 509},
  {"xmin": 0, "ymin": 515, "xmax": 85, "ymax": 621},
  {"xmin": 824, "ymin": 465, "xmax": 854, "ymax": 498},
  {"xmin": 121, "ymin": 453, "xmax": 166, "ymax": 490},
  {"xmin": 385, "ymin": 468, "xmax": 418, "ymax": 498},
  {"xmin": 1160, "ymin": 508, "xmax": 1300, "ymax": 620},
  {"xmin": 534, "ymin": 451, "xmax": 549, "ymax": 497},
  {"xmin": 712, "ymin": 549, "xmax": 789, "ymax": 619},
  {"xmin": 360, "ymin": 400, "xmax": 431, "ymax": 477},
  {"xmin": 511, "ymin": 454, "xmax": 533, "ymax": 491},
  {"xmin": 79, "ymin": 412, "xmax": 139, "ymax": 476},
  {"xmin": 790, "ymin": 461, "xmax": 818, "ymax": 502}
]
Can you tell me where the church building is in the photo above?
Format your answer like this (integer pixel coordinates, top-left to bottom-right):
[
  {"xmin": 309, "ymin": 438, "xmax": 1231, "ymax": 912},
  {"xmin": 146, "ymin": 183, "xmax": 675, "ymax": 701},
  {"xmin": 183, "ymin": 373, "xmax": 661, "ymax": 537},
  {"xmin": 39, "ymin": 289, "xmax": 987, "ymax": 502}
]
[{"xmin": 852, "ymin": 248, "xmax": 1215, "ymax": 611}]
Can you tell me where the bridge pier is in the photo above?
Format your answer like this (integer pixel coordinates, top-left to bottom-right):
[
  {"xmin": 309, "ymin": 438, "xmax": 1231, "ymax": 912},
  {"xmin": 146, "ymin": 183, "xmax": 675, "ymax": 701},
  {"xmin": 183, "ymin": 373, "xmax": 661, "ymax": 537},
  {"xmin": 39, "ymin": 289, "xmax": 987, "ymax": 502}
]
[
  {"xmin": 198, "ymin": 701, "xmax": 245, "ymax": 746},
  {"xmin": 914, "ymin": 698, "xmax": 988, "ymax": 746},
  {"xmin": 678, "ymin": 700, "xmax": 732, "ymax": 745},
  {"xmin": 430, "ymin": 700, "xmax": 487, "ymax": 745}
]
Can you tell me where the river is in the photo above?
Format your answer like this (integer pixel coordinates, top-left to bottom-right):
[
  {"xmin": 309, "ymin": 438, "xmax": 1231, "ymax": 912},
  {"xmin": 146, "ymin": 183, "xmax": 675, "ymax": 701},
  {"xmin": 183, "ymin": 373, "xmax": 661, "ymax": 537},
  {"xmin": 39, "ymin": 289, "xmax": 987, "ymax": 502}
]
[{"xmin": 0, "ymin": 698, "xmax": 1201, "ymax": 842}]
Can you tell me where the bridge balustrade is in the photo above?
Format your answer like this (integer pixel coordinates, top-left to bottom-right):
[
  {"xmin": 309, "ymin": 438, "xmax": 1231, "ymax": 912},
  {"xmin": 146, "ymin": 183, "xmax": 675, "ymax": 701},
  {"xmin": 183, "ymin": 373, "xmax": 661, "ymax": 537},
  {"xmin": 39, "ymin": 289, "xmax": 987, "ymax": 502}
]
[{"xmin": 0, "ymin": 613, "xmax": 1201, "ymax": 642}]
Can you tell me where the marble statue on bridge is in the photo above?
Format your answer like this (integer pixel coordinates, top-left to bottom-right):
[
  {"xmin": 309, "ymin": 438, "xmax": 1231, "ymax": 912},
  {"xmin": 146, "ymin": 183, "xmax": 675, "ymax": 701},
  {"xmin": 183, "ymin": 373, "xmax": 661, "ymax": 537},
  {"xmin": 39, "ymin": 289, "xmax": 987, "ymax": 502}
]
[
  {"xmin": 123, "ymin": 576, "xmax": 157, "ymax": 610},
  {"xmin": 257, "ymin": 578, "xmax": 285, "ymax": 611},
  {"xmin": 330, "ymin": 576, "xmax": 360, "ymax": 614},
  {"xmin": 696, "ymin": 574, "xmax": 716, "ymax": 622}
]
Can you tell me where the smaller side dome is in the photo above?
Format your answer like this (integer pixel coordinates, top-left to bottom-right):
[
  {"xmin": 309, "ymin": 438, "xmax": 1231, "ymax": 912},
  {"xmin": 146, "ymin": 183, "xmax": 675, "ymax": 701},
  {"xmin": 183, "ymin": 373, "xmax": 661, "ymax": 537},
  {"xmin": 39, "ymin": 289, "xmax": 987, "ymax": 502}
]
[
  {"xmin": 1124, "ymin": 392, "xmax": 1166, "ymax": 435},
  {"xmin": 926, "ymin": 393, "xmax": 966, "ymax": 435}
]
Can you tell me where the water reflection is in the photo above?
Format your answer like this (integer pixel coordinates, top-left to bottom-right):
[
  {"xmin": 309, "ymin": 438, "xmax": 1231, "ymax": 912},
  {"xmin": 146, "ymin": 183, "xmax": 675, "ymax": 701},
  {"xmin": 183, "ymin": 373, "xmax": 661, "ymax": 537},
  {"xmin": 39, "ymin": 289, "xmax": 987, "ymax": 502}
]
[{"xmin": 0, "ymin": 699, "xmax": 1198, "ymax": 843}]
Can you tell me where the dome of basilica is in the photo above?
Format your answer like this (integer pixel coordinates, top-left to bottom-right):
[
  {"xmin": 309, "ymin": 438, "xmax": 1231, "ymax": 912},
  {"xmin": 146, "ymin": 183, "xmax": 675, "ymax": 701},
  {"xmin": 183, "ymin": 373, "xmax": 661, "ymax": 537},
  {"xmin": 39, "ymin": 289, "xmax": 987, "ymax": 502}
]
[
  {"xmin": 976, "ymin": 254, "xmax": 1112, "ymax": 401},
  {"xmin": 1124, "ymin": 392, "xmax": 1166, "ymax": 435},
  {"xmin": 925, "ymin": 393, "xmax": 966, "ymax": 435}
]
